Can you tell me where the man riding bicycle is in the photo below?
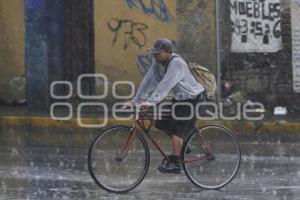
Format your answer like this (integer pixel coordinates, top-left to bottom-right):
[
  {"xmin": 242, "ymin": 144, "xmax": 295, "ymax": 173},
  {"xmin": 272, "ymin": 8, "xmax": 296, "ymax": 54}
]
[{"xmin": 123, "ymin": 38, "xmax": 207, "ymax": 174}]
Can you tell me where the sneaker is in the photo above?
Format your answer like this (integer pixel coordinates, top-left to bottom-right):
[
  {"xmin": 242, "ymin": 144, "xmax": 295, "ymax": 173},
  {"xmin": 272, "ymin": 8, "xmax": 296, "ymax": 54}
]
[
  {"xmin": 157, "ymin": 155, "xmax": 182, "ymax": 174},
  {"xmin": 158, "ymin": 161, "xmax": 182, "ymax": 174},
  {"xmin": 185, "ymin": 145, "xmax": 192, "ymax": 154},
  {"xmin": 157, "ymin": 155, "xmax": 173, "ymax": 171}
]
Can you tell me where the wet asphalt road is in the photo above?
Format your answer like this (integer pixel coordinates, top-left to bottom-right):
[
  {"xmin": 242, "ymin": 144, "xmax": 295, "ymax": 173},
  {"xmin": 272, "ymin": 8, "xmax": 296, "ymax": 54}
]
[{"xmin": 0, "ymin": 127, "xmax": 300, "ymax": 200}]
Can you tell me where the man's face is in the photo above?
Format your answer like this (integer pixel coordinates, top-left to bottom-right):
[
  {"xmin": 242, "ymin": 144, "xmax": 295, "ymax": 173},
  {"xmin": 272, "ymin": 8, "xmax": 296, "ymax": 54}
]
[{"xmin": 153, "ymin": 50, "xmax": 171, "ymax": 63}]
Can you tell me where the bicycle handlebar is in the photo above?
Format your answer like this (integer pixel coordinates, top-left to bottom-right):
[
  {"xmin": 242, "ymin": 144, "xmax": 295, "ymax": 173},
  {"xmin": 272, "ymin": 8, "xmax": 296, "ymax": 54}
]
[{"xmin": 121, "ymin": 105, "xmax": 153, "ymax": 111}]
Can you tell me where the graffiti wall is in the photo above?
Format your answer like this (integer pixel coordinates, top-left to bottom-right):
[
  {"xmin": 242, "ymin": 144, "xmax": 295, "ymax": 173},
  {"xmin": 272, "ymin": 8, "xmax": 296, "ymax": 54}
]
[
  {"xmin": 291, "ymin": 0, "xmax": 300, "ymax": 93},
  {"xmin": 0, "ymin": 0, "xmax": 25, "ymax": 103},
  {"xmin": 230, "ymin": 0, "xmax": 282, "ymax": 52},
  {"xmin": 94, "ymin": 0, "xmax": 177, "ymax": 95},
  {"xmin": 222, "ymin": 0, "xmax": 297, "ymax": 112}
]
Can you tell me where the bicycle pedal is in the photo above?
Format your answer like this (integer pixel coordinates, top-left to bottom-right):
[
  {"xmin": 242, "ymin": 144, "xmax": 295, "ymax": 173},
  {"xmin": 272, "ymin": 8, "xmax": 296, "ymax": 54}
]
[
  {"xmin": 206, "ymin": 155, "xmax": 215, "ymax": 161},
  {"xmin": 115, "ymin": 156, "xmax": 123, "ymax": 162}
]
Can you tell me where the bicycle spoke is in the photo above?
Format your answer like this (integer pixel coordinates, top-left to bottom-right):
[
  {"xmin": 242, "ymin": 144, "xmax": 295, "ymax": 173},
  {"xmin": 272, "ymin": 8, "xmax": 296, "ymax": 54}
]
[
  {"xmin": 183, "ymin": 125, "xmax": 241, "ymax": 190},
  {"xmin": 88, "ymin": 126, "xmax": 150, "ymax": 193},
  {"xmin": 94, "ymin": 149, "xmax": 117, "ymax": 157},
  {"xmin": 186, "ymin": 160, "xmax": 214, "ymax": 169}
]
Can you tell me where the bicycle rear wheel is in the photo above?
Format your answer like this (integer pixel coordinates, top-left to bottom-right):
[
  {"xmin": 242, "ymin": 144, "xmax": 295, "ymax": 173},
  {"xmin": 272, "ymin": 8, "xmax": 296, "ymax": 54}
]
[
  {"xmin": 182, "ymin": 125, "xmax": 241, "ymax": 189},
  {"xmin": 88, "ymin": 125, "xmax": 150, "ymax": 193}
]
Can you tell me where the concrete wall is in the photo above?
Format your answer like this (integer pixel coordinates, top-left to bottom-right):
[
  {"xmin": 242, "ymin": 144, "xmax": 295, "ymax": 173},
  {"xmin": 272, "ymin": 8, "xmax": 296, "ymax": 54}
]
[
  {"xmin": 93, "ymin": 0, "xmax": 217, "ymax": 100},
  {"xmin": 0, "ymin": 0, "xmax": 216, "ymax": 105},
  {"xmin": 176, "ymin": 0, "xmax": 216, "ymax": 73},
  {"xmin": 221, "ymin": 0, "xmax": 299, "ymax": 114},
  {"xmin": 0, "ymin": 0, "xmax": 25, "ymax": 103},
  {"xmin": 94, "ymin": 0, "xmax": 177, "ymax": 97}
]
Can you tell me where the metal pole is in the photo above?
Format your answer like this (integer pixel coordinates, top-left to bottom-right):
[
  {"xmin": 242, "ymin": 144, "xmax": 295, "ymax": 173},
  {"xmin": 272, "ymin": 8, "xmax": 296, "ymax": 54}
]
[{"xmin": 216, "ymin": 0, "xmax": 223, "ymax": 104}]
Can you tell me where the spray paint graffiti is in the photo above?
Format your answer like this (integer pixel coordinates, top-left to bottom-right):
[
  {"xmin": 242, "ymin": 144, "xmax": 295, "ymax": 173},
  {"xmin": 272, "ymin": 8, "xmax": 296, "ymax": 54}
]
[
  {"xmin": 291, "ymin": 0, "xmax": 300, "ymax": 93},
  {"xmin": 107, "ymin": 18, "xmax": 149, "ymax": 50},
  {"xmin": 137, "ymin": 53, "xmax": 153, "ymax": 74},
  {"xmin": 125, "ymin": 0, "xmax": 173, "ymax": 22},
  {"xmin": 230, "ymin": 0, "xmax": 282, "ymax": 52}
]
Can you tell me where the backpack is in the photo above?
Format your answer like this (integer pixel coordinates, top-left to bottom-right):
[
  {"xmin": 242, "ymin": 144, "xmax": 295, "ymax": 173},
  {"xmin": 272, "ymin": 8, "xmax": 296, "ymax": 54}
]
[
  {"xmin": 165, "ymin": 56, "xmax": 217, "ymax": 100},
  {"xmin": 186, "ymin": 62, "xmax": 217, "ymax": 100}
]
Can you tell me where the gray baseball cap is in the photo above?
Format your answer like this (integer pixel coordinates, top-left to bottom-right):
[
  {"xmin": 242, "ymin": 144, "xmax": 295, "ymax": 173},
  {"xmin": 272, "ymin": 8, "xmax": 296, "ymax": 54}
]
[{"xmin": 148, "ymin": 38, "xmax": 173, "ymax": 53}]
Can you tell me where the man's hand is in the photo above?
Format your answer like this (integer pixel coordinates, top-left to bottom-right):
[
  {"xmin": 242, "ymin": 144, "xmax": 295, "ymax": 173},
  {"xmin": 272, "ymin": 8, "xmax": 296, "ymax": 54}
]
[
  {"xmin": 137, "ymin": 101, "xmax": 153, "ymax": 110},
  {"xmin": 121, "ymin": 100, "xmax": 133, "ymax": 109}
]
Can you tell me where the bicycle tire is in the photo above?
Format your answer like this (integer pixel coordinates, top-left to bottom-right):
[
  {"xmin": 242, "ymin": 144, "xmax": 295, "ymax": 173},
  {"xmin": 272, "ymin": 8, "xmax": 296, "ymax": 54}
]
[
  {"xmin": 88, "ymin": 125, "xmax": 150, "ymax": 193},
  {"xmin": 182, "ymin": 125, "xmax": 241, "ymax": 189}
]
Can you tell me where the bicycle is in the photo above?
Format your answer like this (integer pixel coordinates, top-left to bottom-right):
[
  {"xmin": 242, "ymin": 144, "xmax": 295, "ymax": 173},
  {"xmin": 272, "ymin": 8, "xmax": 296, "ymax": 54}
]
[{"xmin": 87, "ymin": 106, "xmax": 241, "ymax": 193}]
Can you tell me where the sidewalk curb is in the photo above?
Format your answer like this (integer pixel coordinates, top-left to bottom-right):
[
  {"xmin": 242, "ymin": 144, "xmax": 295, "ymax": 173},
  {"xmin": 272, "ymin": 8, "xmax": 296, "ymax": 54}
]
[{"xmin": 0, "ymin": 116, "xmax": 299, "ymax": 134}]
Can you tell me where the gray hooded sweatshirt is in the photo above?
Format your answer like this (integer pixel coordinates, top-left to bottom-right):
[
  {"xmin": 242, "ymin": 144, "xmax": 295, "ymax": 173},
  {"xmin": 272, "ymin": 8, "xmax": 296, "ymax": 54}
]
[{"xmin": 132, "ymin": 53, "xmax": 205, "ymax": 105}]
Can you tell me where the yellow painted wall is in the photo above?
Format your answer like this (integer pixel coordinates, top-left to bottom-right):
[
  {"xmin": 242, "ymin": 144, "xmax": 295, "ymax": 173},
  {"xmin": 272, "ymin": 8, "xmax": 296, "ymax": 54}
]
[
  {"xmin": 0, "ymin": 0, "xmax": 25, "ymax": 102},
  {"xmin": 94, "ymin": 0, "xmax": 177, "ymax": 94}
]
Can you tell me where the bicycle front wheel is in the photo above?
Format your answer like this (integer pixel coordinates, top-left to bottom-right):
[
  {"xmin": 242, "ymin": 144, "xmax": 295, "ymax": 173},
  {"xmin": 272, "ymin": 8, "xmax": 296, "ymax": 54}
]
[
  {"xmin": 182, "ymin": 125, "xmax": 241, "ymax": 189},
  {"xmin": 88, "ymin": 125, "xmax": 150, "ymax": 193}
]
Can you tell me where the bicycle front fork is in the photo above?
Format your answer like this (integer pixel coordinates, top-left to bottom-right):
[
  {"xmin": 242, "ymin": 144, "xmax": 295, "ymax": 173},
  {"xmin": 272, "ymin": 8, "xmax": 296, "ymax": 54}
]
[{"xmin": 115, "ymin": 127, "xmax": 137, "ymax": 162}]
